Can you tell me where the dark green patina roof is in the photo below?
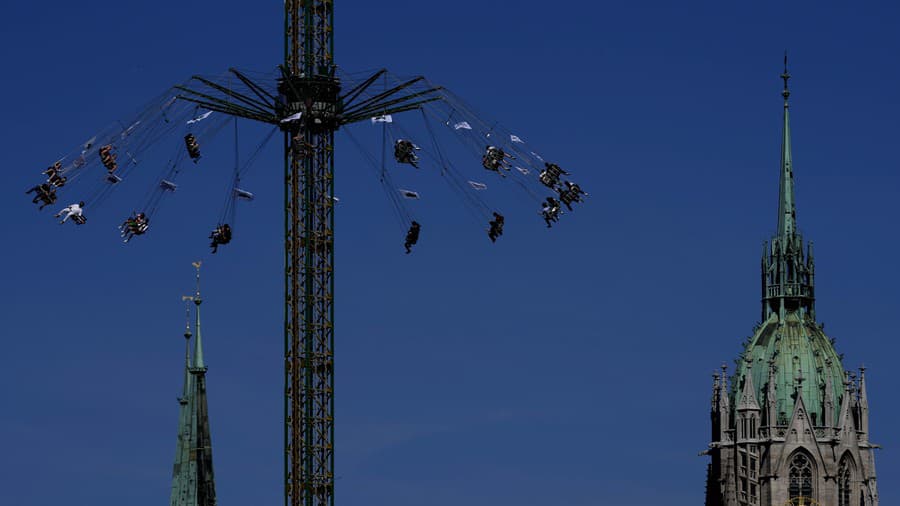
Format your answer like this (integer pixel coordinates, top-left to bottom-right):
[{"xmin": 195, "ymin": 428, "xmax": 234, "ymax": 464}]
[{"xmin": 736, "ymin": 311, "xmax": 844, "ymax": 426}]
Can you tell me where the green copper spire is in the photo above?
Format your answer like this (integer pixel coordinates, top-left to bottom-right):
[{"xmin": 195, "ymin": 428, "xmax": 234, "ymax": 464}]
[
  {"xmin": 736, "ymin": 58, "xmax": 844, "ymax": 429},
  {"xmin": 777, "ymin": 53, "xmax": 796, "ymax": 239},
  {"xmin": 171, "ymin": 298, "xmax": 198, "ymax": 506},
  {"xmin": 192, "ymin": 261, "xmax": 205, "ymax": 371},
  {"xmin": 170, "ymin": 263, "xmax": 217, "ymax": 506},
  {"xmin": 761, "ymin": 55, "xmax": 816, "ymax": 322}
]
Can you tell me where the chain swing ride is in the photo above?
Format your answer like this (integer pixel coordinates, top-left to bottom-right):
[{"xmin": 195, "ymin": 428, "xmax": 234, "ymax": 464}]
[
  {"xmin": 28, "ymin": 71, "xmax": 587, "ymax": 244},
  {"xmin": 25, "ymin": 2, "xmax": 589, "ymax": 505}
]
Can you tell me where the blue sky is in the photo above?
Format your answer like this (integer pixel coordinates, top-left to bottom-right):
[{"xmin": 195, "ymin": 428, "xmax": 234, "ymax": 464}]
[{"xmin": 1, "ymin": 1, "xmax": 899, "ymax": 505}]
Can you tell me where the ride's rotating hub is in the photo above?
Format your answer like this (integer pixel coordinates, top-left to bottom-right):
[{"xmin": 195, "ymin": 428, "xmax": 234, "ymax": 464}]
[{"xmin": 277, "ymin": 76, "xmax": 342, "ymax": 132}]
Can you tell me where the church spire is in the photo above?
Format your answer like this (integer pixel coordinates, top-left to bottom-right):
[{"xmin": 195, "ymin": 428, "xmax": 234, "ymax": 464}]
[
  {"xmin": 858, "ymin": 366, "xmax": 870, "ymax": 439},
  {"xmin": 170, "ymin": 262, "xmax": 217, "ymax": 506},
  {"xmin": 761, "ymin": 55, "xmax": 816, "ymax": 321},
  {"xmin": 737, "ymin": 359, "xmax": 761, "ymax": 412},
  {"xmin": 777, "ymin": 53, "xmax": 796, "ymax": 239},
  {"xmin": 192, "ymin": 261, "xmax": 205, "ymax": 371},
  {"xmin": 171, "ymin": 298, "xmax": 198, "ymax": 505}
]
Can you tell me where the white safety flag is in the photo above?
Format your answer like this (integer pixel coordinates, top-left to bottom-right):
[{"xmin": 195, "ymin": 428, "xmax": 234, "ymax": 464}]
[
  {"xmin": 467, "ymin": 181, "xmax": 487, "ymax": 190},
  {"xmin": 192, "ymin": 261, "xmax": 202, "ymax": 269},
  {"xmin": 280, "ymin": 112, "xmax": 303, "ymax": 123},
  {"xmin": 121, "ymin": 121, "xmax": 141, "ymax": 139},
  {"xmin": 530, "ymin": 151, "xmax": 544, "ymax": 161},
  {"xmin": 453, "ymin": 121, "xmax": 472, "ymax": 130},
  {"xmin": 398, "ymin": 189, "xmax": 420, "ymax": 199},
  {"xmin": 234, "ymin": 188, "xmax": 255, "ymax": 200},
  {"xmin": 371, "ymin": 115, "xmax": 393, "ymax": 124},
  {"xmin": 186, "ymin": 111, "xmax": 213, "ymax": 125},
  {"xmin": 515, "ymin": 166, "xmax": 530, "ymax": 176},
  {"xmin": 510, "ymin": 134, "xmax": 524, "ymax": 143}
]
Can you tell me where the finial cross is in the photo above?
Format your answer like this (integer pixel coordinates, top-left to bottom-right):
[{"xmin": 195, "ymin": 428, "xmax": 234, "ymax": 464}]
[{"xmin": 781, "ymin": 52, "xmax": 791, "ymax": 102}]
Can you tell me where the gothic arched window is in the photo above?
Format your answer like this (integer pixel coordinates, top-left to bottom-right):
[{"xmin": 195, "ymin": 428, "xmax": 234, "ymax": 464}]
[
  {"xmin": 788, "ymin": 452, "xmax": 814, "ymax": 499},
  {"xmin": 838, "ymin": 457, "xmax": 853, "ymax": 506}
]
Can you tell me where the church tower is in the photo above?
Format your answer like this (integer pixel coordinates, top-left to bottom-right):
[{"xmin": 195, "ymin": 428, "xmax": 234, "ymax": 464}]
[
  {"xmin": 170, "ymin": 263, "xmax": 218, "ymax": 506},
  {"xmin": 704, "ymin": 59, "xmax": 879, "ymax": 506}
]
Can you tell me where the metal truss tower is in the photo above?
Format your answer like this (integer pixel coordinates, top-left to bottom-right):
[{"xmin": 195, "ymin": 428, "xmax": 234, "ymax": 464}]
[
  {"xmin": 281, "ymin": 2, "xmax": 338, "ymax": 506},
  {"xmin": 172, "ymin": 2, "xmax": 441, "ymax": 506}
]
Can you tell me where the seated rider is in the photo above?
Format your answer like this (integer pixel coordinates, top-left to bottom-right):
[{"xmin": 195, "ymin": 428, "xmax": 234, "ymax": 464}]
[
  {"xmin": 394, "ymin": 139, "xmax": 421, "ymax": 168},
  {"xmin": 49, "ymin": 174, "xmax": 67, "ymax": 188},
  {"xmin": 26, "ymin": 183, "xmax": 57, "ymax": 209},
  {"xmin": 120, "ymin": 212, "xmax": 150, "ymax": 242},
  {"xmin": 487, "ymin": 212, "xmax": 505, "ymax": 242},
  {"xmin": 482, "ymin": 146, "xmax": 512, "ymax": 173},
  {"xmin": 209, "ymin": 223, "xmax": 232, "ymax": 253},
  {"xmin": 185, "ymin": 134, "xmax": 201, "ymax": 162},
  {"xmin": 482, "ymin": 153, "xmax": 500, "ymax": 172},
  {"xmin": 99, "ymin": 145, "xmax": 118, "ymax": 172},
  {"xmin": 55, "ymin": 201, "xmax": 85, "ymax": 225},
  {"xmin": 120, "ymin": 215, "xmax": 135, "ymax": 234},
  {"xmin": 539, "ymin": 162, "xmax": 570, "ymax": 189},
  {"xmin": 566, "ymin": 181, "xmax": 587, "ymax": 198},
  {"xmin": 42, "ymin": 162, "xmax": 62, "ymax": 179},
  {"xmin": 404, "ymin": 221, "xmax": 421, "ymax": 254},
  {"xmin": 26, "ymin": 182, "xmax": 50, "ymax": 201},
  {"xmin": 541, "ymin": 197, "xmax": 561, "ymax": 228},
  {"xmin": 132, "ymin": 212, "xmax": 149, "ymax": 233},
  {"xmin": 559, "ymin": 180, "xmax": 587, "ymax": 210}
]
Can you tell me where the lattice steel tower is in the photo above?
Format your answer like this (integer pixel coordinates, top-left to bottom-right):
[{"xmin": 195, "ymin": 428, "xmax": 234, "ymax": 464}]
[
  {"xmin": 173, "ymin": 3, "xmax": 442, "ymax": 505},
  {"xmin": 281, "ymin": 2, "xmax": 338, "ymax": 506}
]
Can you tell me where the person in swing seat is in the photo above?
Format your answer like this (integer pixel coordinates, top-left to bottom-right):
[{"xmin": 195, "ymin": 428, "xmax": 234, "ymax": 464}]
[
  {"xmin": 26, "ymin": 183, "xmax": 57, "ymax": 209},
  {"xmin": 209, "ymin": 223, "xmax": 232, "ymax": 253},
  {"xmin": 404, "ymin": 221, "xmax": 421, "ymax": 253},
  {"xmin": 120, "ymin": 212, "xmax": 149, "ymax": 242},
  {"xmin": 99, "ymin": 145, "xmax": 118, "ymax": 172},
  {"xmin": 185, "ymin": 134, "xmax": 201, "ymax": 162},
  {"xmin": 55, "ymin": 201, "xmax": 86, "ymax": 225},
  {"xmin": 394, "ymin": 139, "xmax": 421, "ymax": 168},
  {"xmin": 539, "ymin": 162, "xmax": 569, "ymax": 189},
  {"xmin": 488, "ymin": 212, "xmax": 505, "ymax": 242},
  {"xmin": 542, "ymin": 197, "xmax": 561, "ymax": 227}
]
